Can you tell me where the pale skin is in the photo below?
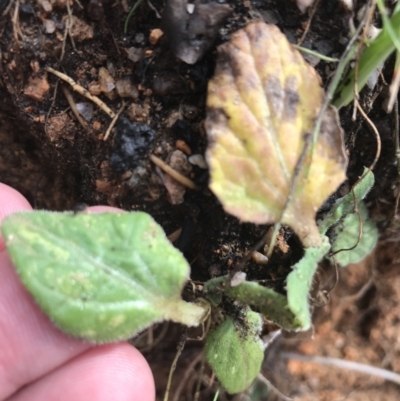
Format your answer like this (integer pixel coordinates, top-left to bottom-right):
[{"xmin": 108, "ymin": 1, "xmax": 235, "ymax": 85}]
[{"xmin": 0, "ymin": 183, "xmax": 155, "ymax": 401}]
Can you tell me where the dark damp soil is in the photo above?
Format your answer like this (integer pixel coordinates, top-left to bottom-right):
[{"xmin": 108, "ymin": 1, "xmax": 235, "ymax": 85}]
[{"xmin": 1, "ymin": 0, "xmax": 400, "ymax": 400}]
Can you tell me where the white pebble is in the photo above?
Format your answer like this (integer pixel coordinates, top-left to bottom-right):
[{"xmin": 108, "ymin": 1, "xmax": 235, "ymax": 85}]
[{"xmin": 188, "ymin": 154, "xmax": 208, "ymax": 169}]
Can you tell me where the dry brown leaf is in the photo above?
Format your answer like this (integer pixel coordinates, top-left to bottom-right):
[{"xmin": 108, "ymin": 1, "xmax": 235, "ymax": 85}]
[{"xmin": 205, "ymin": 21, "xmax": 348, "ymax": 247}]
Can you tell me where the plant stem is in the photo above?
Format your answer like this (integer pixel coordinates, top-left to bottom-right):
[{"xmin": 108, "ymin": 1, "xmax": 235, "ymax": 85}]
[
  {"xmin": 163, "ymin": 299, "xmax": 209, "ymax": 327},
  {"xmin": 124, "ymin": 0, "xmax": 145, "ymax": 34},
  {"xmin": 293, "ymin": 45, "xmax": 339, "ymax": 62}
]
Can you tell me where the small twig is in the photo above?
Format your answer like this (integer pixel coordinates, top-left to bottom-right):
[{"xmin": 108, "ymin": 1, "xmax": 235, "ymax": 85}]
[
  {"xmin": 60, "ymin": 14, "xmax": 69, "ymax": 62},
  {"xmin": 147, "ymin": 0, "xmax": 161, "ymax": 18},
  {"xmin": 331, "ymin": 102, "xmax": 381, "ymax": 257},
  {"xmin": 297, "ymin": 0, "xmax": 320, "ymax": 45},
  {"xmin": 193, "ymin": 357, "xmax": 206, "ymax": 401},
  {"xmin": 139, "ymin": 322, "xmax": 170, "ymax": 352},
  {"xmin": 164, "ymin": 329, "xmax": 188, "ymax": 401},
  {"xmin": 150, "ymin": 154, "xmax": 199, "ymax": 190},
  {"xmin": 104, "ymin": 102, "xmax": 126, "ymax": 140},
  {"xmin": 357, "ymin": 102, "xmax": 382, "ymax": 174},
  {"xmin": 329, "ymin": 186, "xmax": 363, "ymax": 257},
  {"xmin": 172, "ymin": 353, "xmax": 204, "ymax": 401},
  {"xmin": 46, "ymin": 67, "xmax": 116, "ymax": 118},
  {"xmin": 280, "ymin": 352, "xmax": 400, "ymax": 386},
  {"xmin": 257, "ymin": 373, "xmax": 293, "ymax": 401},
  {"xmin": 12, "ymin": 0, "xmax": 22, "ymax": 47},
  {"xmin": 45, "ymin": 80, "xmax": 60, "ymax": 136},
  {"xmin": 61, "ymin": 85, "xmax": 88, "ymax": 130},
  {"xmin": 66, "ymin": 1, "xmax": 77, "ymax": 52}
]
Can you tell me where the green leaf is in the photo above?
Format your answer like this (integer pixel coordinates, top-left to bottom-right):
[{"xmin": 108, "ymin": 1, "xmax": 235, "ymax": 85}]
[
  {"xmin": 330, "ymin": 202, "xmax": 378, "ymax": 266},
  {"xmin": 318, "ymin": 168, "xmax": 374, "ymax": 235},
  {"xmin": 205, "ymin": 310, "xmax": 264, "ymax": 394},
  {"xmin": 286, "ymin": 236, "xmax": 331, "ymax": 330},
  {"xmin": 204, "ymin": 277, "xmax": 301, "ymax": 331},
  {"xmin": 333, "ymin": 8, "xmax": 400, "ymax": 109},
  {"xmin": 1, "ymin": 211, "xmax": 208, "ymax": 343}
]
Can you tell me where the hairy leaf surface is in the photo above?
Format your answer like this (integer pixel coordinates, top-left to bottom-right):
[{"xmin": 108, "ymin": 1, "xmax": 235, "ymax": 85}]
[
  {"xmin": 204, "ymin": 276, "xmax": 301, "ymax": 330},
  {"xmin": 286, "ymin": 236, "xmax": 331, "ymax": 329},
  {"xmin": 205, "ymin": 310, "xmax": 264, "ymax": 394},
  {"xmin": 1, "ymin": 211, "xmax": 207, "ymax": 342},
  {"xmin": 206, "ymin": 21, "xmax": 348, "ymax": 247}
]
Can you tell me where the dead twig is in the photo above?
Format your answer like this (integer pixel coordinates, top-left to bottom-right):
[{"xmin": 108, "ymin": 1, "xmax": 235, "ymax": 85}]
[
  {"xmin": 104, "ymin": 102, "xmax": 126, "ymax": 140},
  {"xmin": 45, "ymin": 80, "xmax": 60, "ymax": 136},
  {"xmin": 164, "ymin": 329, "xmax": 188, "ymax": 401},
  {"xmin": 297, "ymin": 0, "xmax": 320, "ymax": 45},
  {"xmin": 172, "ymin": 352, "xmax": 204, "ymax": 401},
  {"xmin": 66, "ymin": 1, "xmax": 77, "ymax": 53},
  {"xmin": 12, "ymin": 0, "xmax": 22, "ymax": 47},
  {"xmin": 61, "ymin": 85, "xmax": 88, "ymax": 130},
  {"xmin": 150, "ymin": 154, "xmax": 199, "ymax": 190},
  {"xmin": 46, "ymin": 67, "xmax": 116, "ymax": 118}
]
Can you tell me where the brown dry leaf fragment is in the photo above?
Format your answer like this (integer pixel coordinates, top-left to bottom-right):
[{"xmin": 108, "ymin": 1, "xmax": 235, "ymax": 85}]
[{"xmin": 205, "ymin": 21, "xmax": 348, "ymax": 247}]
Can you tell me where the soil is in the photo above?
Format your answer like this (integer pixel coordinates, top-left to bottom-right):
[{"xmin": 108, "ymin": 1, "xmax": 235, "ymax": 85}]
[{"xmin": 1, "ymin": 0, "xmax": 400, "ymax": 400}]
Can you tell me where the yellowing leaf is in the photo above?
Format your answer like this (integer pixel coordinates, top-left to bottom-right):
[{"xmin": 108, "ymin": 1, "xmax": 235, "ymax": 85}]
[{"xmin": 205, "ymin": 21, "xmax": 348, "ymax": 247}]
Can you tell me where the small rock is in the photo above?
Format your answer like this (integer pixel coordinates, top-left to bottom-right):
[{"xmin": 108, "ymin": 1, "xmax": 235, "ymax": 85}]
[
  {"xmin": 98, "ymin": 67, "xmax": 116, "ymax": 99},
  {"xmin": 230, "ymin": 272, "xmax": 246, "ymax": 287},
  {"xmin": 115, "ymin": 78, "xmax": 139, "ymax": 99},
  {"xmin": 149, "ymin": 28, "xmax": 164, "ymax": 45},
  {"xmin": 188, "ymin": 154, "xmax": 207, "ymax": 169},
  {"xmin": 43, "ymin": 19, "xmax": 56, "ymax": 34},
  {"xmin": 63, "ymin": 15, "xmax": 93, "ymax": 42},
  {"xmin": 110, "ymin": 117, "xmax": 155, "ymax": 172},
  {"xmin": 134, "ymin": 33, "xmax": 145, "ymax": 43},
  {"xmin": 175, "ymin": 139, "xmax": 191, "ymax": 155},
  {"xmin": 127, "ymin": 166, "xmax": 147, "ymax": 187},
  {"xmin": 186, "ymin": 3, "xmax": 195, "ymax": 13},
  {"xmin": 93, "ymin": 121, "xmax": 102, "ymax": 131},
  {"xmin": 24, "ymin": 75, "xmax": 50, "ymax": 102},
  {"xmin": 161, "ymin": 150, "xmax": 192, "ymax": 205},
  {"xmin": 88, "ymin": 81, "xmax": 101, "ymax": 95},
  {"xmin": 76, "ymin": 102, "xmax": 93, "ymax": 121},
  {"xmin": 46, "ymin": 113, "xmax": 74, "ymax": 141},
  {"xmin": 127, "ymin": 47, "xmax": 145, "ymax": 63},
  {"xmin": 252, "ymin": 251, "xmax": 269, "ymax": 265},
  {"xmin": 38, "ymin": 0, "xmax": 52, "ymax": 13},
  {"xmin": 20, "ymin": 3, "xmax": 35, "ymax": 14}
]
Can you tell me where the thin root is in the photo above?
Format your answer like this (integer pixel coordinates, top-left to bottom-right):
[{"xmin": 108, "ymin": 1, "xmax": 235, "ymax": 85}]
[
  {"xmin": 164, "ymin": 329, "xmax": 188, "ymax": 401},
  {"xmin": 297, "ymin": 0, "xmax": 320, "ymax": 45},
  {"xmin": 46, "ymin": 67, "xmax": 116, "ymax": 118},
  {"xmin": 104, "ymin": 102, "xmax": 126, "ymax": 140},
  {"xmin": 61, "ymin": 85, "xmax": 88, "ymax": 130},
  {"xmin": 150, "ymin": 154, "xmax": 199, "ymax": 190}
]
